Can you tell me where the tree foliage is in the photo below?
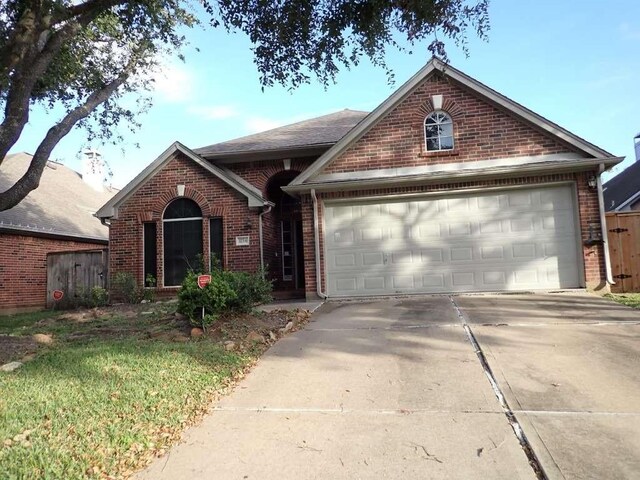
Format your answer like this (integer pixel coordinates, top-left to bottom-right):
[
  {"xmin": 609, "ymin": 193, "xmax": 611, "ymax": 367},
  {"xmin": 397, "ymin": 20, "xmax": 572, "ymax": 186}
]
[{"xmin": 0, "ymin": 0, "xmax": 489, "ymax": 211}]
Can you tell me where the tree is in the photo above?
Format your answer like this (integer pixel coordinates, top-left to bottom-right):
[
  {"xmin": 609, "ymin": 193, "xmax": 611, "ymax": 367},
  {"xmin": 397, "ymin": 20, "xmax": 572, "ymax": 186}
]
[{"xmin": 0, "ymin": 0, "xmax": 489, "ymax": 211}]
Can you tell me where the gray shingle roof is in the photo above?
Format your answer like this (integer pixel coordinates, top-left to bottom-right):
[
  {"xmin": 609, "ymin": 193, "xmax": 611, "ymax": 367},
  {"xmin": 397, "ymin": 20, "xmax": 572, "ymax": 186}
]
[
  {"xmin": 0, "ymin": 153, "xmax": 117, "ymax": 241},
  {"xmin": 194, "ymin": 109, "xmax": 369, "ymax": 157},
  {"xmin": 603, "ymin": 161, "xmax": 640, "ymax": 211}
]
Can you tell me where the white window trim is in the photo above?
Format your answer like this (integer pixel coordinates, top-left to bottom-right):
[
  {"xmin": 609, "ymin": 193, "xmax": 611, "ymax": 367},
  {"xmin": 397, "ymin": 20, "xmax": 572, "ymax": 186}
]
[{"xmin": 424, "ymin": 111, "xmax": 454, "ymax": 152}]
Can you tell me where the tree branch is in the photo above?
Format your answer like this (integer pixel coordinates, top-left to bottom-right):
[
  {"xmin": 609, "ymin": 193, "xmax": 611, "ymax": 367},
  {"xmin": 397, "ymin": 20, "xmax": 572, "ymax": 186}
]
[{"xmin": 0, "ymin": 52, "xmax": 139, "ymax": 211}]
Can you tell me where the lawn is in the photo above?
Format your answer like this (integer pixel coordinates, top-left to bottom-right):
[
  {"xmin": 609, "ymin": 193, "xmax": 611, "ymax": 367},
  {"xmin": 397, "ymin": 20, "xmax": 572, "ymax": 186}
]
[
  {"xmin": 605, "ymin": 293, "xmax": 640, "ymax": 309},
  {"xmin": 0, "ymin": 303, "xmax": 303, "ymax": 479}
]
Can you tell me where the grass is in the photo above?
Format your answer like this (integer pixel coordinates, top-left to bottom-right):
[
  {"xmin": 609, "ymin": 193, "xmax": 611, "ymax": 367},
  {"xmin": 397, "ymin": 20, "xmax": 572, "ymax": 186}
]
[
  {"xmin": 605, "ymin": 293, "xmax": 640, "ymax": 309},
  {"xmin": 0, "ymin": 310, "xmax": 62, "ymax": 334},
  {"xmin": 0, "ymin": 304, "xmax": 265, "ymax": 479}
]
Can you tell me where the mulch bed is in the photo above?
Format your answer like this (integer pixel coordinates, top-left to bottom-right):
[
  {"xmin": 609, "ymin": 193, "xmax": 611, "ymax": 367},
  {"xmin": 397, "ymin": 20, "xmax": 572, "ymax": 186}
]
[{"xmin": 0, "ymin": 335, "xmax": 38, "ymax": 365}]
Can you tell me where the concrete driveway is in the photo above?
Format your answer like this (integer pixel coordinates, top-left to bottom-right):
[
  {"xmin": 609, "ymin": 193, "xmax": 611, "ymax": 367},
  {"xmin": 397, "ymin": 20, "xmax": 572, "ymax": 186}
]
[{"xmin": 137, "ymin": 293, "xmax": 640, "ymax": 480}]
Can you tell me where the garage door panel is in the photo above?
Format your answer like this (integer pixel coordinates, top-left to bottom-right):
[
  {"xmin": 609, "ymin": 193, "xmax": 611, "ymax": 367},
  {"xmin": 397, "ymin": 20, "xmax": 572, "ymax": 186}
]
[{"xmin": 325, "ymin": 186, "xmax": 581, "ymax": 296}]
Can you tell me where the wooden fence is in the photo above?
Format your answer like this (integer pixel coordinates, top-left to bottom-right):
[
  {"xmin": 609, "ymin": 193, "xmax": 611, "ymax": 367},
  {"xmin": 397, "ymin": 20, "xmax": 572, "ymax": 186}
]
[
  {"xmin": 46, "ymin": 249, "xmax": 108, "ymax": 308},
  {"xmin": 606, "ymin": 212, "xmax": 640, "ymax": 293}
]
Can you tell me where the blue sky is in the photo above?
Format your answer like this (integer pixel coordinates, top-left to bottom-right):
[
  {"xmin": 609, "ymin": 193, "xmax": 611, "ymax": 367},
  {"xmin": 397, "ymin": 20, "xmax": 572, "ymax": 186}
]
[{"xmin": 10, "ymin": 0, "xmax": 640, "ymax": 187}]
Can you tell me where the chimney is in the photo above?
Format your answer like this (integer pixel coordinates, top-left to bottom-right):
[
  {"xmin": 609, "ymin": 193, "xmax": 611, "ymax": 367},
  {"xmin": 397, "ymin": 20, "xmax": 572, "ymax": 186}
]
[
  {"xmin": 82, "ymin": 149, "xmax": 105, "ymax": 191},
  {"xmin": 635, "ymin": 133, "xmax": 640, "ymax": 163}
]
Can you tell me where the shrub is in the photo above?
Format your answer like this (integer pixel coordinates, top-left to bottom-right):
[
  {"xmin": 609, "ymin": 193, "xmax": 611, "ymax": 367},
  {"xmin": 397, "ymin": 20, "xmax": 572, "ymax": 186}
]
[
  {"xmin": 176, "ymin": 269, "xmax": 273, "ymax": 324},
  {"xmin": 111, "ymin": 272, "xmax": 143, "ymax": 304},
  {"xmin": 89, "ymin": 286, "xmax": 109, "ymax": 307},
  {"xmin": 177, "ymin": 272, "xmax": 236, "ymax": 325}
]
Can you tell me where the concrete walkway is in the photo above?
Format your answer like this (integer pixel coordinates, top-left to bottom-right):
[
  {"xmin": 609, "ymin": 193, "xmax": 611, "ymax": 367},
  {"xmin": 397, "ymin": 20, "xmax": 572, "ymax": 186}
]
[{"xmin": 136, "ymin": 293, "xmax": 640, "ymax": 480}]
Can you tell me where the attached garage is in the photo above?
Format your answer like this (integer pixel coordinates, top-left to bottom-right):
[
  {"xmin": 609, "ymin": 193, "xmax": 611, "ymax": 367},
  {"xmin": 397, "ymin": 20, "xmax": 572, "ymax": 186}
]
[{"xmin": 324, "ymin": 184, "xmax": 583, "ymax": 297}]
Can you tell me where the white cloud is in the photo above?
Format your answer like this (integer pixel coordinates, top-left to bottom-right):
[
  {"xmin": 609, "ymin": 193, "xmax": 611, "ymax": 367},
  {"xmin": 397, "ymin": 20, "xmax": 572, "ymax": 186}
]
[
  {"xmin": 620, "ymin": 22, "xmax": 640, "ymax": 40},
  {"xmin": 187, "ymin": 105, "xmax": 238, "ymax": 120},
  {"xmin": 151, "ymin": 62, "xmax": 194, "ymax": 103}
]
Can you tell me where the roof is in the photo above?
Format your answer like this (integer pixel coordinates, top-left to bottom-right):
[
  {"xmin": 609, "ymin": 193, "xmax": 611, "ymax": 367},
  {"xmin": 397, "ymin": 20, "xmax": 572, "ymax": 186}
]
[
  {"xmin": 290, "ymin": 58, "xmax": 618, "ymax": 188},
  {"xmin": 96, "ymin": 142, "xmax": 270, "ymax": 219},
  {"xmin": 194, "ymin": 109, "xmax": 369, "ymax": 160},
  {"xmin": 603, "ymin": 161, "xmax": 640, "ymax": 211},
  {"xmin": 0, "ymin": 153, "xmax": 116, "ymax": 241}
]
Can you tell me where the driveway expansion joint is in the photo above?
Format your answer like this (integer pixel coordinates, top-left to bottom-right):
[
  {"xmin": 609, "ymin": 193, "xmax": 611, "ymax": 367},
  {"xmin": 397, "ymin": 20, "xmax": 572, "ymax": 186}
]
[{"xmin": 449, "ymin": 295, "xmax": 549, "ymax": 480}]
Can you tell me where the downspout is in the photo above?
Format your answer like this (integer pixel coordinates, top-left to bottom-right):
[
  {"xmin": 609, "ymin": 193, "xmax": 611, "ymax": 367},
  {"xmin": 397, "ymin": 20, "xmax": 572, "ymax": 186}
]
[
  {"xmin": 258, "ymin": 205, "xmax": 272, "ymax": 273},
  {"xmin": 596, "ymin": 164, "xmax": 615, "ymax": 285},
  {"xmin": 310, "ymin": 189, "xmax": 327, "ymax": 299}
]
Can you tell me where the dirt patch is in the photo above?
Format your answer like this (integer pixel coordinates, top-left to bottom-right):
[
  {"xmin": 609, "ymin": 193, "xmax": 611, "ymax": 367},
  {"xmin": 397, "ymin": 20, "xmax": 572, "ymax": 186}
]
[{"xmin": 0, "ymin": 335, "xmax": 38, "ymax": 365}]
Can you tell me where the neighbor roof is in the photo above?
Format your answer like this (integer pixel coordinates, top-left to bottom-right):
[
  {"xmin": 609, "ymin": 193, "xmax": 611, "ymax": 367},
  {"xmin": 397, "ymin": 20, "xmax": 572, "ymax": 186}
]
[
  {"xmin": 603, "ymin": 161, "xmax": 640, "ymax": 211},
  {"xmin": 290, "ymin": 57, "xmax": 618, "ymax": 188},
  {"xmin": 194, "ymin": 109, "xmax": 369, "ymax": 160},
  {"xmin": 0, "ymin": 153, "xmax": 116, "ymax": 241}
]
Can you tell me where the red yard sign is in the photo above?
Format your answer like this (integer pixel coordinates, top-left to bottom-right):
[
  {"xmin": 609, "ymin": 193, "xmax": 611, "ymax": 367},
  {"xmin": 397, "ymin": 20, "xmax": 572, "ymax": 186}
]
[
  {"xmin": 52, "ymin": 290, "xmax": 64, "ymax": 301},
  {"xmin": 197, "ymin": 275, "xmax": 212, "ymax": 289}
]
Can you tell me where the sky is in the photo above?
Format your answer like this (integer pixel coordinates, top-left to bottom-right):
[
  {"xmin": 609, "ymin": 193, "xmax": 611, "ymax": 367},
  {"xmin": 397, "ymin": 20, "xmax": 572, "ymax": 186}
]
[{"xmin": 9, "ymin": 0, "xmax": 640, "ymax": 188}]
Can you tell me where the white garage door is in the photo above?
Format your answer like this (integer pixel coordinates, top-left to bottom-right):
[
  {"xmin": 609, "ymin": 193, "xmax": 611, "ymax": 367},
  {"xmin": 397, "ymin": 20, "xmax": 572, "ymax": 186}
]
[{"xmin": 324, "ymin": 185, "xmax": 582, "ymax": 296}]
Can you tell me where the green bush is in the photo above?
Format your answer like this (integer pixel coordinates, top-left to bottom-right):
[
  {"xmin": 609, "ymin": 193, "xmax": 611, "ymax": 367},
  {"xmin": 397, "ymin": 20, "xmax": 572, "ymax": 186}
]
[
  {"xmin": 75, "ymin": 286, "xmax": 109, "ymax": 308},
  {"xmin": 217, "ymin": 269, "xmax": 273, "ymax": 313},
  {"xmin": 111, "ymin": 272, "xmax": 143, "ymax": 304},
  {"xmin": 89, "ymin": 286, "xmax": 109, "ymax": 307},
  {"xmin": 176, "ymin": 269, "xmax": 273, "ymax": 324}
]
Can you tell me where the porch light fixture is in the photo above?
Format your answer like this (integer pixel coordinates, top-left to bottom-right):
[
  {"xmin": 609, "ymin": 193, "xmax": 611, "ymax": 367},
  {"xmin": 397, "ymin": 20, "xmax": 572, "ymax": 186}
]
[{"xmin": 587, "ymin": 176, "xmax": 597, "ymax": 189}]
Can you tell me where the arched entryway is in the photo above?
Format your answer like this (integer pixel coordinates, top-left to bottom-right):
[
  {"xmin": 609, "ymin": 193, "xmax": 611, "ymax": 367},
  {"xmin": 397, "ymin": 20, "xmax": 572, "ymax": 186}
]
[
  {"xmin": 266, "ymin": 171, "xmax": 305, "ymax": 296},
  {"xmin": 163, "ymin": 198, "xmax": 203, "ymax": 287}
]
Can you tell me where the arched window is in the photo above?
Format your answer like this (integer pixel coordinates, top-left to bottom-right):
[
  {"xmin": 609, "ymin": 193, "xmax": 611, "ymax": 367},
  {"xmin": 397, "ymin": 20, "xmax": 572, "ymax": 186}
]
[
  {"xmin": 163, "ymin": 198, "xmax": 203, "ymax": 286},
  {"xmin": 424, "ymin": 111, "xmax": 454, "ymax": 151}
]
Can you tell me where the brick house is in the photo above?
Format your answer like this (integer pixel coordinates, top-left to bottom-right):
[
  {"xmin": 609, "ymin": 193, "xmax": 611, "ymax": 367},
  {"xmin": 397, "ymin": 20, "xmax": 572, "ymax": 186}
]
[
  {"xmin": 0, "ymin": 152, "xmax": 116, "ymax": 312},
  {"xmin": 97, "ymin": 59, "xmax": 622, "ymax": 300}
]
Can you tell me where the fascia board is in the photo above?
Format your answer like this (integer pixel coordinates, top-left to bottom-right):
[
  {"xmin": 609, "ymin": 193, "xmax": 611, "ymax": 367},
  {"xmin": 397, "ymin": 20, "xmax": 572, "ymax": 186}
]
[{"xmin": 283, "ymin": 157, "xmax": 624, "ymax": 194}]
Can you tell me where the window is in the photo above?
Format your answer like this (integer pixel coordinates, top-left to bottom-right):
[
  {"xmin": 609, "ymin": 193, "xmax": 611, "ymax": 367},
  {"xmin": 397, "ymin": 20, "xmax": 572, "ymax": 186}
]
[
  {"xmin": 209, "ymin": 218, "xmax": 224, "ymax": 270},
  {"xmin": 424, "ymin": 111, "xmax": 454, "ymax": 151},
  {"xmin": 163, "ymin": 198, "xmax": 203, "ymax": 286},
  {"xmin": 143, "ymin": 223, "xmax": 157, "ymax": 285}
]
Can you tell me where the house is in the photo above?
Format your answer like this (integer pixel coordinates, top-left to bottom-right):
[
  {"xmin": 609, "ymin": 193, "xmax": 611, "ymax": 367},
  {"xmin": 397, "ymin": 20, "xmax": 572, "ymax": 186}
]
[
  {"xmin": 97, "ymin": 58, "xmax": 622, "ymax": 300},
  {"xmin": 603, "ymin": 134, "xmax": 640, "ymax": 211},
  {"xmin": 0, "ymin": 152, "xmax": 116, "ymax": 312}
]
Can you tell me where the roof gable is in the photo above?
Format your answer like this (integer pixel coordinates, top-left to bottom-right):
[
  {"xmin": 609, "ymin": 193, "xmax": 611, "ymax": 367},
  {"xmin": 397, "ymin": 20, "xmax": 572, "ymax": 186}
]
[
  {"xmin": 290, "ymin": 58, "xmax": 615, "ymax": 187},
  {"xmin": 96, "ymin": 142, "xmax": 268, "ymax": 219},
  {"xmin": 603, "ymin": 161, "xmax": 640, "ymax": 211}
]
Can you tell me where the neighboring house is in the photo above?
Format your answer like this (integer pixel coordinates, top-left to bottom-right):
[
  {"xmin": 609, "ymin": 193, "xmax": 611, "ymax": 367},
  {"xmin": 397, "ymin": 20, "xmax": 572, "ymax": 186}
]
[
  {"xmin": 0, "ymin": 152, "xmax": 117, "ymax": 312},
  {"xmin": 603, "ymin": 134, "xmax": 640, "ymax": 211},
  {"xmin": 97, "ymin": 58, "xmax": 622, "ymax": 300}
]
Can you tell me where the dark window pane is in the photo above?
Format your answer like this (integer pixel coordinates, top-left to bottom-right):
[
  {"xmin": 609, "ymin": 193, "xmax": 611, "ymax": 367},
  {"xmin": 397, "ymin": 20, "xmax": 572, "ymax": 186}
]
[
  {"xmin": 164, "ymin": 219, "xmax": 203, "ymax": 286},
  {"xmin": 425, "ymin": 115, "xmax": 437, "ymax": 124},
  {"xmin": 164, "ymin": 198, "xmax": 202, "ymax": 219},
  {"xmin": 209, "ymin": 218, "xmax": 223, "ymax": 269},
  {"xmin": 440, "ymin": 136, "xmax": 454, "ymax": 150},
  {"xmin": 425, "ymin": 125, "xmax": 439, "ymax": 137},
  {"xmin": 426, "ymin": 137, "xmax": 439, "ymax": 151},
  {"xmin": 143, "ymin": 223, "xmax": 157, "ymax": 284}
]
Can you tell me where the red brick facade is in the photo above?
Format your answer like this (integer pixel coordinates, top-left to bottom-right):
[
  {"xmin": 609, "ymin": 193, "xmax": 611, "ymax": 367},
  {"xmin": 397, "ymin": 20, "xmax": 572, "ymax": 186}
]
[
  {"xmin": 326, "ymin": 73, "xmax": 579, "ymax": 174},
  {"xmin": 0, "ymin": 233, "xmax": 106, "ymax": 312},
  {"xmin": 107, "ymin": 70, "xmax": 609, "ymax": 299}
]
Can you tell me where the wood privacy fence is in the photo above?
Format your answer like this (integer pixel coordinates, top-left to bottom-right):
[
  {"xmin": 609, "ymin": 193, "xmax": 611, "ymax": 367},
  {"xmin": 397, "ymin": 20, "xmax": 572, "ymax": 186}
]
[
  {"xmin": 46, "ymin": 249, "xmax": 108, "ymax": 308},
  {"xmin": 606, "ymin": 212, "xmax": 640, "ymax": 293}
]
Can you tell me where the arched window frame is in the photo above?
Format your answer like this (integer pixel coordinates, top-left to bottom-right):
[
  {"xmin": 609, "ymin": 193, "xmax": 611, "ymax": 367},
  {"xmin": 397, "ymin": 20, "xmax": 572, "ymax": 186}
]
[
  {"xmin": 424, "ymin": 111, "xmax": 454, "ymax": 152},
  {"xmin": 162, "ymin": 198, "xmax": 203, "ymax": 287}
]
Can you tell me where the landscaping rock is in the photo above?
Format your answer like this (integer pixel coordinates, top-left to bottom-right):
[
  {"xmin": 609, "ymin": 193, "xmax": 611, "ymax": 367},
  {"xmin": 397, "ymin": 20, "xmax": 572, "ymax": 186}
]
[
  {"xmin": 224, "ymin": 341, "xmax": 237, "ymax": 352},
  {"xmin": 269, "ymin": 331, "xmax": 277, "ymax": 341},
  {"xmin": 1, "ymin": 361, "xmax": 23, "ymax": 372},
  {"xmin": 32, "ymin": 333, "xmax": 53, "ymax": 345},
  {"xmin": 284, "ymin": 321, "xmax": 294, "ymax": 332},
  {"xmin": 190, "ymin": 327, "xmax": 204, "ymax": 337},
  {"xmin": 245, "ymin": 331, "xmax": 265, "ymax": 343}
]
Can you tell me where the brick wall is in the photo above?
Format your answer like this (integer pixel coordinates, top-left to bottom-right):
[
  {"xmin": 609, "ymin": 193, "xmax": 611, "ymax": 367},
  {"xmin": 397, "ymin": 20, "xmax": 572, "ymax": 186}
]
[
  {"xmin": 109, "ymin": 152, "xmax": 264, "ymax": 291},
  {"xmin": 301, "ymin": 171, "xmax": 607, "ymax": 298},
  {"xmin": 0, "ymin": 233, "xmax": 105, "ymax": 312},
  {"xmin": 325, "ymin": 72, "xmax": 581, "ymax": 174}
]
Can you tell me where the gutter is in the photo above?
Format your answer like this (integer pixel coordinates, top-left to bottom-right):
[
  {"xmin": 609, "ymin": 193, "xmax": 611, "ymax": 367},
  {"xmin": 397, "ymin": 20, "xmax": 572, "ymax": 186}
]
[
  {"xmin": 284, "ymin": 157, "xmax": 624, "ymax": 194},
  {"xmin": 310, "ymin": 189, "xmax": 327, "ymax": 299},
  {"xmin": 596, "ymin": 164, "xmax": 615, "ymax": 285},
  {"xmin": 258, "ymin": 205, "xmax": 272, "ymax": 272}
]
